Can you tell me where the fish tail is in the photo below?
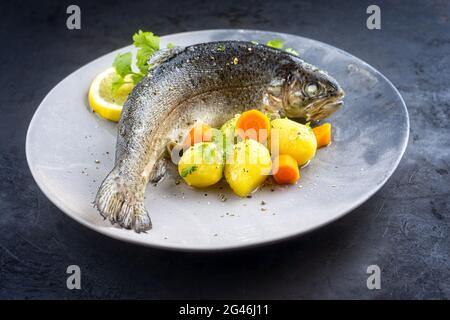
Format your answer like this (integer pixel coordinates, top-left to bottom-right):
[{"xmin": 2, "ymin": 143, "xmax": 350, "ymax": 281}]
[{"xmin": 95, "ymin": 168, "xmax": 152, "ymax": 232}]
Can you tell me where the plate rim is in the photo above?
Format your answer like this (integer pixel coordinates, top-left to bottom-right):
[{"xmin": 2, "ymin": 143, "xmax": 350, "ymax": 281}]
[{"xmin": 25, "ymin": 28, "xmax": 410, "ymax": 251}]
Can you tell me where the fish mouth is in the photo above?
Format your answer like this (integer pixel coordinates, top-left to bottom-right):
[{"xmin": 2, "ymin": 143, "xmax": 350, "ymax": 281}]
[
  {"xmin": 317, "ymin": 96, "xmax": 343, "ymax": 110},
  {"xmin": 307, "ymin": 97, "xmax": 344, "ymax": 121},
  {"xmin": 328, "ymin": 90, "xmax": 345, "ymax": 109},
  {"xmin": 325, "ymin": 100, "xmax": 344, "ymax": 109}
]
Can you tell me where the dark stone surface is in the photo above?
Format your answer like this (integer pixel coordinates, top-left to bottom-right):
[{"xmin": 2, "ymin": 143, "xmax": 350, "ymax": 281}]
[{"xmin": 0, "ymin": 0, "xmax": 449, "ymax": 299}]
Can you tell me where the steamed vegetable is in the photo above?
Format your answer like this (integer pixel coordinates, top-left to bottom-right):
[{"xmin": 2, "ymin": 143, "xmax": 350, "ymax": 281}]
[
  {"xmin": 273, "ymin": 154, "xmax": 300, "ymax": 184},
  {"xmin": 235, "ymin": 109, "xmax": 271, "ymax": 142},
  {"xmin": 224, "ymin": 139, "xmax": 272, "ymax": 197},
  {"xmin": 178, "ymin": 143, "xmax": 223, "ymax": 188},
  {"xmin": 270, "ymin": 118, "xmax": 317, "ymax": 165},
  {"xmin": 220, "ymin": 114, "xmax": 240, "ymax": 137},
  {"xmin": 313, "ymin": 123, "xmax": 332, "ymax": 148}
]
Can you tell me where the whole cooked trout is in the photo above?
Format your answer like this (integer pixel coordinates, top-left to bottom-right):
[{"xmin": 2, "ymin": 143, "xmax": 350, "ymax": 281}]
[{"xmin": 95, "ymin": 41, "xmax": 344, "ymax": 232}]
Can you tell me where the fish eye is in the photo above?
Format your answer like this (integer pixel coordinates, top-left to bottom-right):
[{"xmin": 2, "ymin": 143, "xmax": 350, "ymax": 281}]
[{"xmin": 305, "ymin": 82, "xmax": 319, "ymax": 96}]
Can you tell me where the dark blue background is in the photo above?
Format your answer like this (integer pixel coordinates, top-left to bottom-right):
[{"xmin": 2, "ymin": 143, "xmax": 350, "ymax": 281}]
[{"xmin": 0, "ymin": 0, "xmax": 449, "ymax": 299}]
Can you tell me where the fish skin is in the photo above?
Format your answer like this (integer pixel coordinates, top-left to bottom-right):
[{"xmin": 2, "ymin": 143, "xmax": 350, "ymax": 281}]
[{"xmin": 95, "ymin": 41, "xmax": 344, "ymax": 232}]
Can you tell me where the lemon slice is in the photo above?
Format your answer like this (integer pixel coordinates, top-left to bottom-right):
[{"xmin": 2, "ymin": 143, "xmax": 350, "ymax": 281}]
[{"xmin": 88, "ymin": 67, "xmax": 135, "ymax": 122}]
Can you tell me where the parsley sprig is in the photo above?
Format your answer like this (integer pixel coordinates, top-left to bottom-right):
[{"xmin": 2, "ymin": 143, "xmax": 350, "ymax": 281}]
[{"xmin": 111, "ymin": 30, "xmax": 161, "ymax": 93}]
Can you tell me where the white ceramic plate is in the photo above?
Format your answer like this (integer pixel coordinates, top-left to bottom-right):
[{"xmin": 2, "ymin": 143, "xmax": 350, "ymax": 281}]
[{"xmin": 26, "ymin": 30, "xmax": 409, "ymax": 251}]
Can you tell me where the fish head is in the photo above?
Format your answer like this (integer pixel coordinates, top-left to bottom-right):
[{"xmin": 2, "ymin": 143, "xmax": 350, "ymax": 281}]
[{"xmin": 281, "ymin": 63, "xmax": 344, "ymax": 121}]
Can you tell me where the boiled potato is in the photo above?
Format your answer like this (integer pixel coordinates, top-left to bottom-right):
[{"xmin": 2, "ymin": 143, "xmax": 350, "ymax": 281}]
[
  {"xmin": 178, "ymin": 142, "xmax": 224, "ymax": 188},
  {"xmin": 220, "ymin": 113, "xmax": 240, "ymax": 137},
  {"xmin": 270, "ymin": 118, "xmax": 317, "ymax": 165},
  {"xmin": 225, "ymin": 139, "xmax": 272, "ymax": 197}
]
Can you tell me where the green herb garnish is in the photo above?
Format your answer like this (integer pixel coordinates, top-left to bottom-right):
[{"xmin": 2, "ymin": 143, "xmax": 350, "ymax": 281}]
[
  {"xmin": 216, "ymin": 44, "xmax": 225, "ymax": 52},
  {"xmin": 133, "ymin": 30, "xmax": 160, "ymax": 74},
  {"xmin": 111, "ymin": 30, "xmax": 161, "ymax": 93},
  {"xmin": 266, "ymin": 38, "xmax": 284, "ymax": 49},
  {"xmin": 111, "ymin": 53, "xmax": 134, "ymax": 92},
  {"xmin": 266, "ymin": 39, "xmax": 300, "ymax": 56},
  {"xmin": 113, "ymin": 52, "xmax": 133, "ymax": 76},
  {"xmin": 111, "ymin": 74, "xmax": 126, "ymax": 93},
  {"xmin": 180, "ymin": 165, "xmax": 198, "ymax": 177},
  {"xmin": 285, "ymin": 47, "xmax": 299, "ymax": 56}
]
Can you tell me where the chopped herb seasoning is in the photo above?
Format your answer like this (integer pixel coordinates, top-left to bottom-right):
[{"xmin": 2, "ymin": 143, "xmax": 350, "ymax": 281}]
[
  {"xmin": 180, "ymin": 165, "xmax": 198, "ymax": 177},
  {"xmin": 285, "ymin": 47, "xmax": 299, "ymax": 56},
  {"xmin": 266, "ymin": 38, "xmax": 284, "ymax": 49}
]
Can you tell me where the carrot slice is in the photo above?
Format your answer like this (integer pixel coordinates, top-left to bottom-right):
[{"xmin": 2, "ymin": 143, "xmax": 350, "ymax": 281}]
[
  {"xmin": 273, "ymin": 154, "xmax": 300, "ymax": 184},
  {"xmin": 313, "ymin": 123, "xmax": 332, "ymax": 148},
  {"xmin": 235, "ymin": 109, "xmax": 271, "ymax": 142},
  {"xmin": 184, "ymin": 123, "xmax": 213, "ymax": 147}
]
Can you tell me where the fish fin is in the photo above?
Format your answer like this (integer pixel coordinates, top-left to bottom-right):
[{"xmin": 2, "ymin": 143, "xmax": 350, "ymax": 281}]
[
  {"xmin": 95, "ymin": 169, "xmax": 152, "ymax": 232},
  {"xmin": 149, "ymin": 158, "xmax": 168, "ymax": 183},
  {"xmin": 148, "ymin": 46, "xmax": 185, "ymax": 70}
]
